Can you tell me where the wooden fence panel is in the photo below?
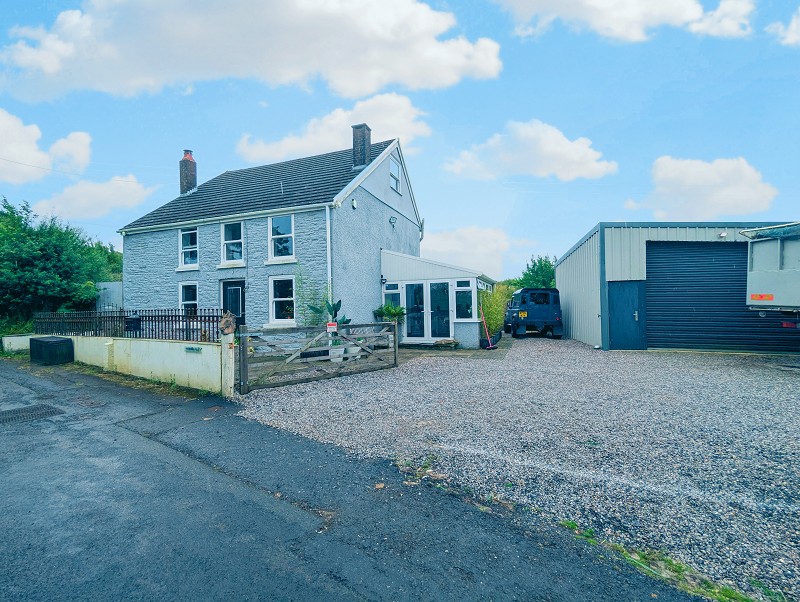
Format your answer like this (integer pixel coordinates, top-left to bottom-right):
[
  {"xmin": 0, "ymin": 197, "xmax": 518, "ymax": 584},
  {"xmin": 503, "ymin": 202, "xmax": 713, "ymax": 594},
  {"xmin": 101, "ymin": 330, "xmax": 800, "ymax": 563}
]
[{"xmin": 238, "ymin": 322, "xmax": 398, "ymax": 392}]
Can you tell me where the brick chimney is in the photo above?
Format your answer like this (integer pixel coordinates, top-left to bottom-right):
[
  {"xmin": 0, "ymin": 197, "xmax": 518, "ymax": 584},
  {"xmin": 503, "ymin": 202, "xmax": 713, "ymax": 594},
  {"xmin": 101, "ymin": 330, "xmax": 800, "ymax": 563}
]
[
  {"xmin": 179, "ymin": 149, "xmax": 196, "ymax": 194},
  {"xmin": 352, "ymin": 124, "xmax": 371, "ymax": 169}
]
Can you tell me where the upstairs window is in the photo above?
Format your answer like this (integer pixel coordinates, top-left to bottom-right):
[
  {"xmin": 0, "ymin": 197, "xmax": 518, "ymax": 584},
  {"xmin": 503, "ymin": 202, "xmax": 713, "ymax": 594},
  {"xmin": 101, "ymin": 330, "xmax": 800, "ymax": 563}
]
[
  {"xmin": 389, "ymin": 158, "xmax": 401, "ymax": 193},
  {"xmin": 222, "ymin": 222, "xmax": 243, "ymax": 262},
  {"xmin": 179, "ymin": 228, "xmax": 198, "ymax": 266},
  {"xmin": 269, "ymin": 215, "xmax": 294, "ymax": 260}
]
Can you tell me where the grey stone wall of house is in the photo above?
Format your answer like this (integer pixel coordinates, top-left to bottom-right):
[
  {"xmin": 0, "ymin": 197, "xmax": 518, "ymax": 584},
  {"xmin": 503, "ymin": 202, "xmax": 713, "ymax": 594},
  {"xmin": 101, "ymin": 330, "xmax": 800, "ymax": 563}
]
[
  {"xmin": 95, "ymin": 281, "xmax": 123, "ymax": 310},
  {"xmin": 123, "ymin": 209, "xmax": 329, "ymax": 328},
  {"xmin": 454, "ymin": 321, "xmax": 480, "ymax": 349},
  {"xmin": 330, "ymin": 185, "xmax": 420, "ymax": 324}
]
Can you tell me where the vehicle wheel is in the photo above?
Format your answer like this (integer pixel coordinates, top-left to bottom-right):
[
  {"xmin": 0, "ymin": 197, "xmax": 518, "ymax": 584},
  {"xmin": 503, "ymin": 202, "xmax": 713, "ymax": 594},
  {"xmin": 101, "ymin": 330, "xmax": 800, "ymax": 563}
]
[
  {"xmin": 552, "ymin": 335, "xmax": 563, "ymax": 340},
  {"xmin": 504, "ymin": 323, "xmax": 511, "ymax": 334},
  {"xmin": 511, "ymin": 323, "xmax": 520, "ymax": 338}
]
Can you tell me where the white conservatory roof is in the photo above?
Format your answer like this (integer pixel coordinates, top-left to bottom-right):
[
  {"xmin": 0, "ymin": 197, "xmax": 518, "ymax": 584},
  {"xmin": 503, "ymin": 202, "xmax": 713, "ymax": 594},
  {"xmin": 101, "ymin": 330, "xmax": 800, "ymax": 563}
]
[{"xmin": 381, "ymin": 250, "xmax": 496, "ymax": 284}]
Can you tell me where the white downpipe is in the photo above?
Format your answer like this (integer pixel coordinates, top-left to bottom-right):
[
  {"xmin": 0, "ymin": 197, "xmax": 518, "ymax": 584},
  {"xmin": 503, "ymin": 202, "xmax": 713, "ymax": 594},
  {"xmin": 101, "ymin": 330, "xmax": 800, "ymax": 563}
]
[{"xmin": 326, "ymin": 205, "xmax": 333, "ymax": 303}]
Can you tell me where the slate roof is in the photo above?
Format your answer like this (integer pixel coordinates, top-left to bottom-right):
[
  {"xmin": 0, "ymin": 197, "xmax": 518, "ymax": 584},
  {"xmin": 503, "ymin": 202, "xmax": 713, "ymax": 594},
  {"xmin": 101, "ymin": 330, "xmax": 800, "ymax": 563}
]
[{"xmin": 121, "ymin": 139, "xmax": 394, "ymax": 231}]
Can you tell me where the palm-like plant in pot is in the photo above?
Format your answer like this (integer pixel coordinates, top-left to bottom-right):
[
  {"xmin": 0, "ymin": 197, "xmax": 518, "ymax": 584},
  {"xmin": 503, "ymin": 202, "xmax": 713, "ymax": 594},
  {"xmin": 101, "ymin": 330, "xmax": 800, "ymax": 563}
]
[{"xmin": 309, "ymin": 300, "xmax": 352, "ymax": 359}]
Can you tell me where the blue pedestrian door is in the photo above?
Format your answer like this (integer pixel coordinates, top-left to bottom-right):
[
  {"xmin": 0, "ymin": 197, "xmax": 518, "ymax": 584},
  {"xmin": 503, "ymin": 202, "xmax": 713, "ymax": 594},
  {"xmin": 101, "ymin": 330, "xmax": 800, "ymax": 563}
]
[{"xmin": 608, "ymin": 281, "xmax": 646, "ymax": 349}]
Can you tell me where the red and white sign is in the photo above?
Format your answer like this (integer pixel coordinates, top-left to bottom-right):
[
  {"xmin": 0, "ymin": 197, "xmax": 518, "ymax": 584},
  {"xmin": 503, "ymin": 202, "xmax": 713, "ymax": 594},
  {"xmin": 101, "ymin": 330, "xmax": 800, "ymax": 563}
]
[{"xmin": 326, "ymin": 322, "xmax": 337, "ymax": 333}]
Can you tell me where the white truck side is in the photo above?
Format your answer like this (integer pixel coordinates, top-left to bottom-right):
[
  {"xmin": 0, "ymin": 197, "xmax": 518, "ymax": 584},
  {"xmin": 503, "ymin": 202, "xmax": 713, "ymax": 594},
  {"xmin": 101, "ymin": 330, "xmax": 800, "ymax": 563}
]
[{"xmin": 740, "ymin": 222, "xmax": 800, "ymax": 327}]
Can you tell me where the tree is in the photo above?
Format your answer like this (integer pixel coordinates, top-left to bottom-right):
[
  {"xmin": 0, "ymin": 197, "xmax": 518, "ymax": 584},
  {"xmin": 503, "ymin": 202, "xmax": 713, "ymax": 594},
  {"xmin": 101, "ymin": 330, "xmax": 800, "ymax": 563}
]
[
  {"xmin": 0, "ymin": 198, "xmax": 122, "ymax": 321},
  {"xmin": 518, "ymin": 254, "xmax": 556, "ymax": 289}
]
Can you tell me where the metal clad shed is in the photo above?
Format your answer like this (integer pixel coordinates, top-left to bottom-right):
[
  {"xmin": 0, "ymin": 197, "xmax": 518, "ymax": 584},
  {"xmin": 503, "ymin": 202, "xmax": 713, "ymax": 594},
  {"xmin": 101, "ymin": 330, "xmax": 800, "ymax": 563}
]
[{"xmin": 555, "ymin": 222, "xmax": 799, "ymax": 352}]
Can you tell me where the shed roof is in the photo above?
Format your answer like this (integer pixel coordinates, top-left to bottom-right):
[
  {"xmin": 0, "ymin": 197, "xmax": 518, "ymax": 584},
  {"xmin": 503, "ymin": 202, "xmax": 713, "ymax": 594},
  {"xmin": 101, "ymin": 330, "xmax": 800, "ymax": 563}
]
[{"xmin": 121, "ymin": 139, "xmax": 394, "ymax": 231}]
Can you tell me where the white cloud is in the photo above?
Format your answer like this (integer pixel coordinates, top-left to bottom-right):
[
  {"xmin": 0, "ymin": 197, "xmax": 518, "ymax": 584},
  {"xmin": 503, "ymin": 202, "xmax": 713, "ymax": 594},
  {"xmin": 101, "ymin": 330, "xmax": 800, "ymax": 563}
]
[
  {"xmin": 688, "ymin": 0, "xmax": 754, "ymax": 38},
  {"xmin": 422, "ymin": 227, "xmax": 511, "ymax": 280},
  {"xmin": 444, "ymin": 119, "xmax": 617, "ymax": 182},
  {"xmin": 1, "ymin": 1, "xmax": 501, "ymax": 99},
  {"xmin": 629, "ymin": 156, "xmax": 778, "ymax": 220},
  {"xmin": 0, "ymin": 107, "xmax": 91, "ymax": 184},
  {"xmin": 237, "ymin": 94, "xmax": 431, "ymax": 163},
  {"xmin": 766, "ymin": 7, "xmax": 800, "ymax": 46},
  {"xmin": 494, "ymin": 0, "xmax": 754, "ymax": 41},
  {"xmin": 48, "ymin": 131, "xmax": 92, "ymax": 172},
  {"xmin": 33, "ymin": 176, "xmax": 156, "ymax": 220}
]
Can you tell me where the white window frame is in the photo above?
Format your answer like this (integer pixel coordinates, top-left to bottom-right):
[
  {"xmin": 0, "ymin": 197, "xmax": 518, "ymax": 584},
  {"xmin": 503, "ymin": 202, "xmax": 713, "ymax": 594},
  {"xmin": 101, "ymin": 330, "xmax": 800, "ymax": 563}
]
[
  {"xmin": 389, "ymin": 157, "xmax": 401, "ymax": 194},
  {"xmin": 178, "ymin": 227, "xmax": 199, "ymax": 270},
  {"xmin": 383, "ymin": 282, "xmax": 401, "ymax": 307},
  {"xmin": 269, "ymin": 275, "xmax": 296, "ymax": 325},
  {"xmin": 179, "ymin": 281, "xmax": 199, "ymax": 312},
  {"xmin": 219, "ymin": 221, "xmax": 245, "ymax": 267},
  {"xmin": 454, "ymin": 278, "xmax": 476, "ymax": 322},
  {"xmin": 267, "ymin": 214, "xmax": 295, "ymax": 263}
]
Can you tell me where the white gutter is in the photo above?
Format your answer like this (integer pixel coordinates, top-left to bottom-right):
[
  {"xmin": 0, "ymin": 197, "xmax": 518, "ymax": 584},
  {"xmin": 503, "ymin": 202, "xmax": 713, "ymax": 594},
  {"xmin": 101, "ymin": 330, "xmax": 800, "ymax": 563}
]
[
  {"xmin": 325, "ymin": 205, "xmax": 333, "ymax": 303},
  {"xmin": 119, "ymin": 202, "xmax": 332, "ymax": 235}
]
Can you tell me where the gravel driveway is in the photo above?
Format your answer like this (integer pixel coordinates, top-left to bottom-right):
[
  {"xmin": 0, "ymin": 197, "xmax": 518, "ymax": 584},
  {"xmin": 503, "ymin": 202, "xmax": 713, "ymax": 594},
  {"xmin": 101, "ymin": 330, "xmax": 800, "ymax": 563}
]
[{"xmin": 237, "ymin": 337, "xmax": 800, "ymax": 600}]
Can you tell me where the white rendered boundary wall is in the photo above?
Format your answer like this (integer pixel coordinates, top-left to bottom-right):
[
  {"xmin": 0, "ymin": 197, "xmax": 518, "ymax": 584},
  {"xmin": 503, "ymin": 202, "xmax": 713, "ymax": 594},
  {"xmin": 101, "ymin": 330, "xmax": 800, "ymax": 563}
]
[{"xmin": 3, "ymin": 334, "xmax": 235, "ymax": 397}]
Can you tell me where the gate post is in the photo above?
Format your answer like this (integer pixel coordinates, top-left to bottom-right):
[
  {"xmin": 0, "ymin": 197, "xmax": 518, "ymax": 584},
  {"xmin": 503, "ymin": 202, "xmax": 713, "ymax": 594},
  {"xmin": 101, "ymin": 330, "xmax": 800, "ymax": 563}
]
[
  {"xmin": 220, "ymin": 332, "xmax": 235, "ymax": 398},
  {"xmin": 238, "ymin": 331, "xmax": 249, "ymax": 394}
]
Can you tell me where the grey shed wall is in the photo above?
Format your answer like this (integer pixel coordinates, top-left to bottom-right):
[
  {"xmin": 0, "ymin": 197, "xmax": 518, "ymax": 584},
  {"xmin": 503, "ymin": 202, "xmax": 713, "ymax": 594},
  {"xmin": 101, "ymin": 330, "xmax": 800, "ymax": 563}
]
[
  {"xmin": 603, "ymin": 224, "xmax": 755, "ymax": 281},
  {"xmin": 554, "ymin": 228, "xmax": 602, "ymax": 347}
]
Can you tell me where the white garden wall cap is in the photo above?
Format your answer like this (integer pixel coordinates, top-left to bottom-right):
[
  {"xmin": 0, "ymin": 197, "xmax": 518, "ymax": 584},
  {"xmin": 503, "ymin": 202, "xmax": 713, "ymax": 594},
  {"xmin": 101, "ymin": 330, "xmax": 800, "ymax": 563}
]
[{"xmin": 120, "ymin": 139, "xmax": 395, "ymax": 232}]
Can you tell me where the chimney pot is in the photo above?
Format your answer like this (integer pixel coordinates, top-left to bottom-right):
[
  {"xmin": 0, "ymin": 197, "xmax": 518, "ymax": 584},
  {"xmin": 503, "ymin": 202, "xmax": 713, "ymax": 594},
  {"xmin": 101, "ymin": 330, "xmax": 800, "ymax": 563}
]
[
  {"xmin": 179, "ymin": 149, "xmax": 197, "ymax": 194},
  {"xmin": 352, "ymin": 123, "xmax": 371, "ymax": 168}
]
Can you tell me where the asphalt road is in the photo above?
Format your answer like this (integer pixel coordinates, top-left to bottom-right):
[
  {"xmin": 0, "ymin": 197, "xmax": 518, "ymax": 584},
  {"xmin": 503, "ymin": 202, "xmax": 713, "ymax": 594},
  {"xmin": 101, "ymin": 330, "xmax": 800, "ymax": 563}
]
[{"xmin": 0, "ymin": 358, "xmax": 697, "ymax": 601}]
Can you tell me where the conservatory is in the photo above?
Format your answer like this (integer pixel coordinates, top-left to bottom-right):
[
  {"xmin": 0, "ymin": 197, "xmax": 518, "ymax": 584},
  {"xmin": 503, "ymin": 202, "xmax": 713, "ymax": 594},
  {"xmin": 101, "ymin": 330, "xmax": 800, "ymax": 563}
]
[{"xmin": 380, "ymin": 250, "xmax": 495, "ymax": 348}]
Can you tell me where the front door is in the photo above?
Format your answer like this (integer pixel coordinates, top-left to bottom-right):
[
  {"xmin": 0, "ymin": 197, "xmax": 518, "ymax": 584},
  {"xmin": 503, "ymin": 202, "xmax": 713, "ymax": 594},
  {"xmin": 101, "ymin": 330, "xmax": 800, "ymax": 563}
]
[
  {"xmin": 222, "ymin": 280, "xmax": 246, "ymax": 326},
  {"xmin": 608, "ymin": 280, "xmax": 645, "ymax": 349}
]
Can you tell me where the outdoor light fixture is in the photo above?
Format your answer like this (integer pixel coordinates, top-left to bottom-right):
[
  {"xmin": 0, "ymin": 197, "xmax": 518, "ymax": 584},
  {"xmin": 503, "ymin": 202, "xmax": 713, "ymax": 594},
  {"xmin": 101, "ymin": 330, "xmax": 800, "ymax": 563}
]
[
  {"xmin": 719, "ymin": 231, "xmax": 728, "ymax": 238},
  {"xmin": 389, "ymin": 216, "xmax": 397, "ymax": 227},
  {"xmin": 380, "ymin": 276, "xmax": 387, "ymax": 284},
  {"xmin": 351, "ymin": 199, "xmax": 357, "ymax": 209}
]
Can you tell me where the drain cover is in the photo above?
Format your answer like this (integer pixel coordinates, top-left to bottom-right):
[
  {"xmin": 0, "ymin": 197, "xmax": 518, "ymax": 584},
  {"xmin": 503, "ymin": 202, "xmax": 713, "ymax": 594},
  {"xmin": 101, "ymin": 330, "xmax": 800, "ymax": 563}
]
[{"xmin": 0, "ymin": 404, "xmax": 65, "ymax": 425}]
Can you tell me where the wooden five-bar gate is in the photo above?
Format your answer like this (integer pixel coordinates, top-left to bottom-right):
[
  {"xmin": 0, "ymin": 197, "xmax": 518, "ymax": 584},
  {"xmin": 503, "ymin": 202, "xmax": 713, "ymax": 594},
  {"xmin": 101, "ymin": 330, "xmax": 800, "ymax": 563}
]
[{"xmin": 238, "ymin": 322, "xmax": 398, "ymax": 393}]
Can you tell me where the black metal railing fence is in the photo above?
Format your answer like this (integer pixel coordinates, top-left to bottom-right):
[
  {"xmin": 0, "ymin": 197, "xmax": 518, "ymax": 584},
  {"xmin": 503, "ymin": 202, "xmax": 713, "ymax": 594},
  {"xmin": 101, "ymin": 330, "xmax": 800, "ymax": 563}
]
[{"xmin": 34, "ymin": 309, "xmax": 223, "ymax": 342}]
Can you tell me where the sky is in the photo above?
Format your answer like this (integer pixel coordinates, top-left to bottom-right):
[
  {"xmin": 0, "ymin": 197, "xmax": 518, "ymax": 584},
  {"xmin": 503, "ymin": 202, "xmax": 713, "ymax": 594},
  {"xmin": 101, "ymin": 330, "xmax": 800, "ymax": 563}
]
[{"xmin": 1, "ymin": 0, "xmax": 798, "ymax": 280}]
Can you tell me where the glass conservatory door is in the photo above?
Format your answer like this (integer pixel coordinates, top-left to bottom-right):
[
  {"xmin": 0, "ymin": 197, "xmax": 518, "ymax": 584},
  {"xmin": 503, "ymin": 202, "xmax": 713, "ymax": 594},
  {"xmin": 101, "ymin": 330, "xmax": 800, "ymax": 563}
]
[
  {"xmin": 405, "ymin": 283, "xmax": 425, "ymax": 339},
  {"xmin": 429, "ymin": 281, "xmax": 451, "ymax": 338}
]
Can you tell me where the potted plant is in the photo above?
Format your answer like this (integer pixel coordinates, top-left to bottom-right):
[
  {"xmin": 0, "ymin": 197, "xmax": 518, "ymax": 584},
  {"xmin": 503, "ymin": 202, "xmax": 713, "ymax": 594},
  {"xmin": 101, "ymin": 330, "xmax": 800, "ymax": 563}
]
[
  {"xmin": 373, "ymin": 303, "xmax": 406, "ymax": 347},
  {"xmin": 309, "ymin": 300, "xmax": 352, "ymax": 362}
]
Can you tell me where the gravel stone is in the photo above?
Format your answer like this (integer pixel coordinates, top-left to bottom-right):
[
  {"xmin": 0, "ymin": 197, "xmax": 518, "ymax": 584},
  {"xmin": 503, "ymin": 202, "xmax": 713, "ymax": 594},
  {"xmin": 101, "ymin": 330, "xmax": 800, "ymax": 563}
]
[{"xmin": 236, "ymin": 338, "xmax": 800, "ymax": 600}]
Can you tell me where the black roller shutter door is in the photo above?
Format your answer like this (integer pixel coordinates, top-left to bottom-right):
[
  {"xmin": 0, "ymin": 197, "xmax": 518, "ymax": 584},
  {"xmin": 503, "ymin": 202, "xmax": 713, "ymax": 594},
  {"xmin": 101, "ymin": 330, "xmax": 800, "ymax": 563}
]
[{"xmin": 645, "ymin": 241, "xmax": 799, "ymax": 352}]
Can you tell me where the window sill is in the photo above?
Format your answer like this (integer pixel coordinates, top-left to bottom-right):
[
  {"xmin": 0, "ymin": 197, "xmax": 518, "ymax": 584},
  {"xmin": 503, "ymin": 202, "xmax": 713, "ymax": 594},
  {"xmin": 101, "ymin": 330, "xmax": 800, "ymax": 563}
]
[
  {"xmin": 264, "ymin": 257, "xmax": 297, "ymax": 265},
  {"xmin": 263, "ymin": 321, "xmax": 297, "ymax": 328},
  {"xmin": 216, "ymin": 261, "xmax": 246, "ymax": 269},
  {"xmin": 175, "ymin": 265, "xmax": 199, "ymax": 272}
]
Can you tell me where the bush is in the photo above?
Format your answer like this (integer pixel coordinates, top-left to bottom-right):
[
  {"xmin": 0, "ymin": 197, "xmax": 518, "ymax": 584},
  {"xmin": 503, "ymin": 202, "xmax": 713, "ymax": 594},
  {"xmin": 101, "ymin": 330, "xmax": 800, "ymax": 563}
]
[
  {"xmin": 0, "ymin": 198, "xmax": 122, "ymax": 322},
  {"xmin": 478, "ymin": 284, "xmax": 513, "ymax": 335},
  {"xmin": 0, "ymin": 318, "xmax": 34, "ymax": 337}
]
